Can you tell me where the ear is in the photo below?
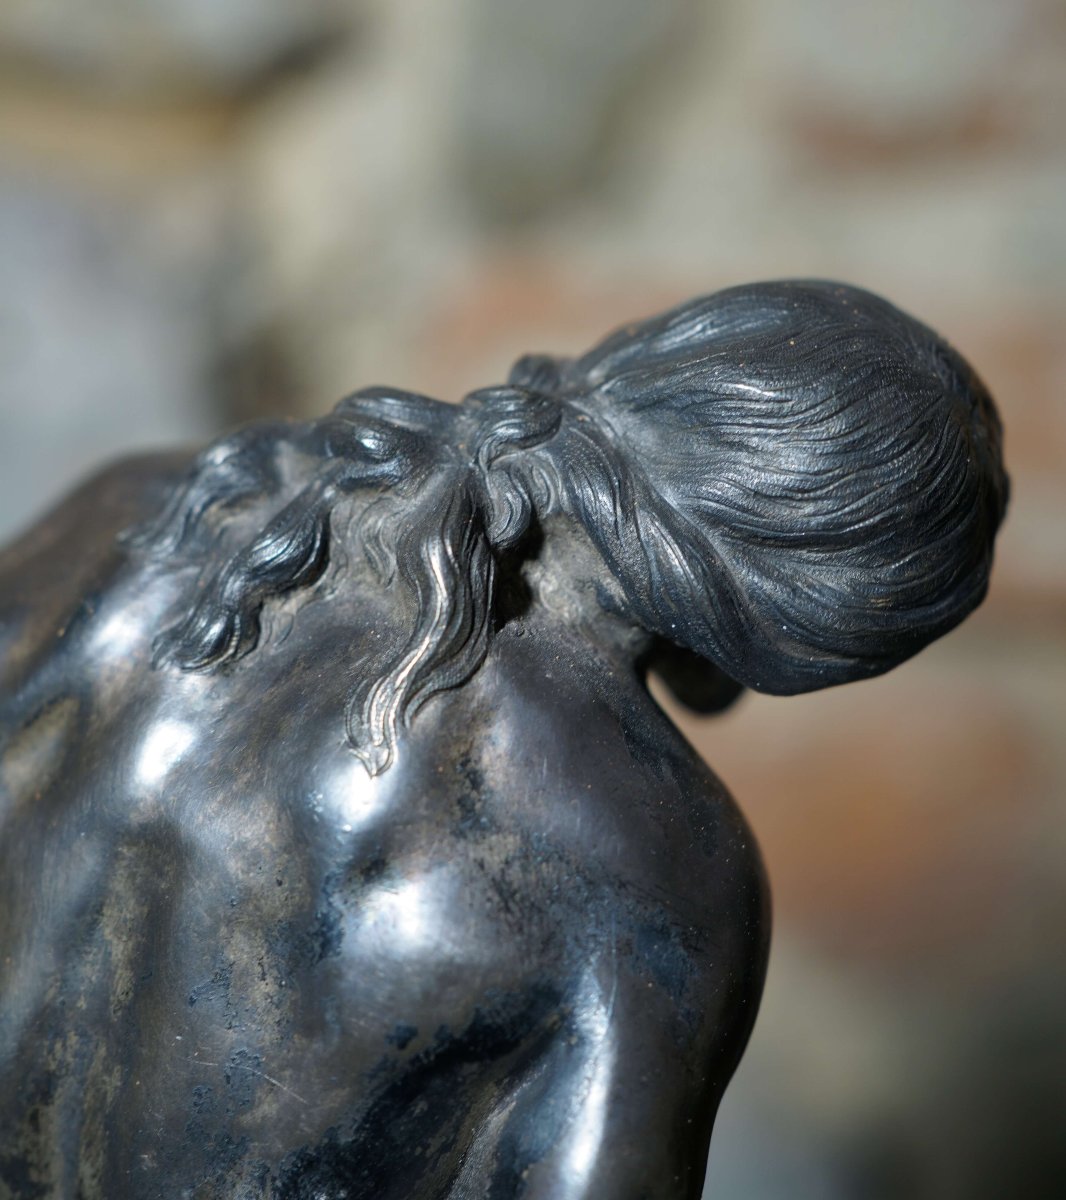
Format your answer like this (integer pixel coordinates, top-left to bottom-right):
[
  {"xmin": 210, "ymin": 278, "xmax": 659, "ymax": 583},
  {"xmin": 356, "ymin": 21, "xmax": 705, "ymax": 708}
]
[{"xmin": 643, "ymin": 637, "xmax": 745, "ymax": 715}]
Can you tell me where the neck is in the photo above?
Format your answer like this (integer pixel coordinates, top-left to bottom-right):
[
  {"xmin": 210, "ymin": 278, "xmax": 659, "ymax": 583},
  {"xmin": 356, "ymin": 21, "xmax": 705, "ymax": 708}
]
[{"xmin": 518, "ymin": 516, "xmax": 650, "ymax": 663}]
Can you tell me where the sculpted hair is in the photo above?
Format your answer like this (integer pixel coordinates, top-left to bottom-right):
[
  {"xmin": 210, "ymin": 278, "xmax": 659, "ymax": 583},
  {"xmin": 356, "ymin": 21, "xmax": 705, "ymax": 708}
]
[
  {"xmin": 131, "ymin": 279, "xmax": 1007, "ymax": 769},
  {"xmin": 522, "ymin": 280, "xmax": 1008, "ymax": 692},
  {"xmin": 132, "ymin": 387, "xmax": 560, "ymax": 774}
]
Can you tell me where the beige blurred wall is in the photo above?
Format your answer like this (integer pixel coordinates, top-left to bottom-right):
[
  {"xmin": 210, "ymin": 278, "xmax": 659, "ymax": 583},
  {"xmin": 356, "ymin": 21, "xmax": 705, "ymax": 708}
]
[{"xmin": 1, "ymin": 1, "xmax": 1064, "ymax": 1195}]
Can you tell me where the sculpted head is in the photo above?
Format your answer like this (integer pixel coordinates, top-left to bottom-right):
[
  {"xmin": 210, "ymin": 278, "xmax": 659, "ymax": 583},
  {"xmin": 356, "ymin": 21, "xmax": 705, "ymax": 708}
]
[
  {"xmin": 523, "ymin": 279, "xmax": 1008, "ymax": 693},
  {"xmin": 135, "ymin": 280, "xmax": 1007, "ymax": 770}
]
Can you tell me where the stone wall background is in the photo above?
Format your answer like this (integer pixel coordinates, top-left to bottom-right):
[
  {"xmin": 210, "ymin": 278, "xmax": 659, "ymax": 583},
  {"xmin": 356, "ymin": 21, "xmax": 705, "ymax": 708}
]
[{"xmin": 1, "ymin": 1, "xmax": 1063, "ymax": 1195}]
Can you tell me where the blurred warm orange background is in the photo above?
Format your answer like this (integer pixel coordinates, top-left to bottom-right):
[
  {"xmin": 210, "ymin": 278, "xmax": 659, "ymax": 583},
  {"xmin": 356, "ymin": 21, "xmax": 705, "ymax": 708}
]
[{"xmin": 1, "ymin": 1, "xmax": 1063, "ymax": 1195}]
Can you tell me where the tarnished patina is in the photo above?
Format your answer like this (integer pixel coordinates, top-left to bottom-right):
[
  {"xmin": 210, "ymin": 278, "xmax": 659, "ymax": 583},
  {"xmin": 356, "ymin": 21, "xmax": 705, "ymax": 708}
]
[{"xmin": 0, "ymin": 282, "xmax": 1007, "ymax": 1198}]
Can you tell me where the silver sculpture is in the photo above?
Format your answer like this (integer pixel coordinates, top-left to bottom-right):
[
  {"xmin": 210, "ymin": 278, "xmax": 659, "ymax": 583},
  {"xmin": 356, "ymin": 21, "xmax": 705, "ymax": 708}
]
[{"xmin": 0, "ymin": 281, "xmax": 1007, "ymax": 1197}]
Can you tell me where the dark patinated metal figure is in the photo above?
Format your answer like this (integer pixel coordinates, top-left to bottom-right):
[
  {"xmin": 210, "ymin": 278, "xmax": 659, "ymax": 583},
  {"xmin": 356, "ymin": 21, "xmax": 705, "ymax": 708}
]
[{"xmin": 0, "ymin": 282, "xmax": 1007, "ymax": 1198}]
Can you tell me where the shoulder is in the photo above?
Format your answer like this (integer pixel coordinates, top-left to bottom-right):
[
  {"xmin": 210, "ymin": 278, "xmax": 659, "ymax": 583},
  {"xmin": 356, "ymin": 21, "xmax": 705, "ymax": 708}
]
[
  {"xmin": 0, "ymin": 451, "xmax": 192, "ymax": 606},
  {"xmin": 433, "ymin": 618, "xmax": 767, "ymax": 926},
  {"xmin": 0, "ymin": 451, "xmax": 194, "ymax": 694},
  {"xmin": 409, "ymin": 621, "xmax": 770, "ymax": 1067}
]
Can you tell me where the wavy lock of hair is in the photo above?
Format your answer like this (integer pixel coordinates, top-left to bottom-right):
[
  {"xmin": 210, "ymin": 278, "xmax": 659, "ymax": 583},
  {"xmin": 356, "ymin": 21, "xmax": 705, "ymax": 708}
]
[{"xmin": 131, "ymin": 385, "xmax": 561, "ymax": 775}]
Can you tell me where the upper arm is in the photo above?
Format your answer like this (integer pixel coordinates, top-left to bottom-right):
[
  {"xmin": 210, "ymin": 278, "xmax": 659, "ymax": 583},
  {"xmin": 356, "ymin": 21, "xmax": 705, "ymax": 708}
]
[{"xmin": 453, "ymin": 954, "xmax": 733, "ymax": 1200}]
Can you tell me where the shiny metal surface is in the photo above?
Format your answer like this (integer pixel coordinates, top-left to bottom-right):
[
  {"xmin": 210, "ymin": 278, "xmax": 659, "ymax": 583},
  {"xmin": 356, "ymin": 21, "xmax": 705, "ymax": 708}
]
[
  {"xmin": 0, "ymin": 458, "xmax": 767, "ymax": 1198},
  {"xmin": 0, "ymin": 281, "xmax": 1006, "ymax": 1197}
]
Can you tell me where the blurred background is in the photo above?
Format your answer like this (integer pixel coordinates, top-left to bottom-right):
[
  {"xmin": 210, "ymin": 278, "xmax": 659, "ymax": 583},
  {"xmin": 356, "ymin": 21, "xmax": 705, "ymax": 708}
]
[{"xmin": 0, "ymin": 0, "xmax": 1063, "ymax": 1194}]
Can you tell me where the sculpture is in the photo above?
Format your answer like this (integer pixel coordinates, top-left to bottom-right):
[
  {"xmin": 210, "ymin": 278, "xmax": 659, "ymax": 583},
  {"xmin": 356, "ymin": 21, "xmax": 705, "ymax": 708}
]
[{"xmin": 0, "ymin": 281, "xmax": 1007, "ymax": 1198}]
